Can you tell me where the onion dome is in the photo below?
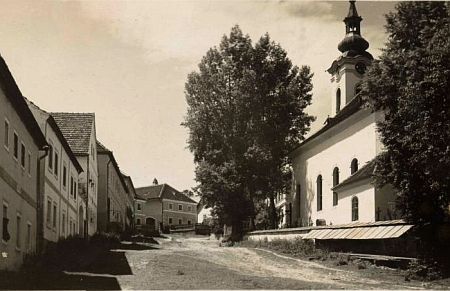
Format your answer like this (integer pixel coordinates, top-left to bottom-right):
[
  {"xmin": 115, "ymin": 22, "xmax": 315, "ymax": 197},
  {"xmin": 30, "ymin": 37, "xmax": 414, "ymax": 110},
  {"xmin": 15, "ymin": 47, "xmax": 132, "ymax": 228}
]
[{"xmin": 337, "ymin": 1, "xmax": 370, "ymax": 55}]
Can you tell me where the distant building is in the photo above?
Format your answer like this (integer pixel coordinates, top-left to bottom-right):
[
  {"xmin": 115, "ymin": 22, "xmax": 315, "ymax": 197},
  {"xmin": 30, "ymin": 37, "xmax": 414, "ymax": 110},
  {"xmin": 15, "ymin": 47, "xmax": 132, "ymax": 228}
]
[
  {"xmin": 96, "ymin": 140, "xmax": 129, "ymax": 233},
  {"xmin": 289, "ymin": 1, "xmax": 398, "ymax": 227},
  {"xmin": 121, "ymin": 173, "xmax": 136, "ymax": 231},
  {"xmin": 0, "ymin": 55, "xmax": 47, "ymax": 270},
  {"xmin": 135, "ymin": 182, "xmax": 198, "ymax": 234},
  {"xmin": 27, "ymin": 100, "xmax": 84, "ymax": 248},
  {"xmin": 52, "ymin": 113, "xmax": 99, "ymax": 237}
]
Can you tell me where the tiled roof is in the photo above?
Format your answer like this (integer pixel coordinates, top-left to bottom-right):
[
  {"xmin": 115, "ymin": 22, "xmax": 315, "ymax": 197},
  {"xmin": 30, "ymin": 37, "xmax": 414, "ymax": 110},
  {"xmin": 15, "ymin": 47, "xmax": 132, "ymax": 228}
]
[
  {"xmin": 332, "ymin": 158, "xmax": 376, "ymax": 191},
  {"xmin": 135, "ymin": 183, "xmax": 197, "ymax": 204},
  {"xmin": 51, "ymin": 112, "xmax": 95, "ymax": 155},
  {"xmin": 0, "ymin": 56, "xmax": 46, "ymax": 148}
]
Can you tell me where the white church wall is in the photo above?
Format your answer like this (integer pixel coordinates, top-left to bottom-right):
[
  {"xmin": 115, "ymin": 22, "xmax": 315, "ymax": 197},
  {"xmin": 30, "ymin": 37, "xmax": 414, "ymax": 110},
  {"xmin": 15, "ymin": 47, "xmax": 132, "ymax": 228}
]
[{"xmin": 291, "ymin": 109, "xmax": 380, "ymax": 226}]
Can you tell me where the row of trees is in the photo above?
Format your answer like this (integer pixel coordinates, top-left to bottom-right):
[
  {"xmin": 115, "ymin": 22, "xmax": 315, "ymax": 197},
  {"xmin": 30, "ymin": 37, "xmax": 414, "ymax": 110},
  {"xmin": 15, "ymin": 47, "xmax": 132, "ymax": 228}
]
[{"xmin": 183, "ymin": 26, "xmax": 314, "ymax": 239}]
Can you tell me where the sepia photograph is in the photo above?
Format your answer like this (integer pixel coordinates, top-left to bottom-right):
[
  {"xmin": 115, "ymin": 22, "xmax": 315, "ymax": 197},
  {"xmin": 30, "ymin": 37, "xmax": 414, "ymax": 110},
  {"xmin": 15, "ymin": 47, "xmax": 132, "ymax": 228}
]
[{"xmin": 1, "ymin": 0, "xmax": 450, "ymax": 289}]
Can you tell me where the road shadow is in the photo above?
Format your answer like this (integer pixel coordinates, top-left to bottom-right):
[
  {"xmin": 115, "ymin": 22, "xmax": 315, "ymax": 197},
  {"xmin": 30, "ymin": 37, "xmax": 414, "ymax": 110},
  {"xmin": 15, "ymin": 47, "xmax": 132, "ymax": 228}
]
[{"xmin": 0, "ymin": 270, "xmax": 121, "ymax": 290}]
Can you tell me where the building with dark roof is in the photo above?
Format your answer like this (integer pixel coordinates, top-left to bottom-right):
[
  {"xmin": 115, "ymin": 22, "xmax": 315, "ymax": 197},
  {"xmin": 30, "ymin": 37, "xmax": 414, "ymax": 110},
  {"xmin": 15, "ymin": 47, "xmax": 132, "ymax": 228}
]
[
  {"xmin": 135, "ymin": 182, "xmax": 198, "ymax": 234},
  {"xmin": 0, "ymin": 54, "xmax": 47, "ymax": 271},
  {"xmin": 288, "ymin": 1, "xmax": 398, "ymax": 227},
  {"xmin": 51, "ymin": 112, "xmax": 99, "ymax": 237}
]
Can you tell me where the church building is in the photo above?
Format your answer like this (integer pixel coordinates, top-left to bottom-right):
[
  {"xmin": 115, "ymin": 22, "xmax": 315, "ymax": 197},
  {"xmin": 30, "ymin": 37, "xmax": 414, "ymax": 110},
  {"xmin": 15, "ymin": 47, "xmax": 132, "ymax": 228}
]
[{"xmin": 289, "ymin": 1, "xmax": 398, "ymax": 227}]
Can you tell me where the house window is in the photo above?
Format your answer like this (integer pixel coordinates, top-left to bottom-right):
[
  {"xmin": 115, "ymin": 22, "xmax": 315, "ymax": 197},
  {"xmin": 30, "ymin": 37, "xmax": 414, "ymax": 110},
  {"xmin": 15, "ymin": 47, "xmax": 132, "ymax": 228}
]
[
  {"xmin": 178, "ymin": 204, "xmax": 183, "ymax": 211},
  {"xmin": 188, "ymin": 206, "xmax": 192, "ymax": 212},
  {"xmin": 351, "ymin": 158, "xmax": 358, "ymax": 174},
  {"xmin": 187, "ymin": 220, "xmax": 191, "ymax": 225},
  {"xmin": 54, "ymin": 151, "xmax": 59, "ymax": 178},
  {"xmin": 13, "ymin": 132, "xmax": 18, "ymax": 160},
  {"xmin": 137, "ymin": 203, "xmax": 141, "ymax": 211},
  {"xmin": 316, "ymin": 175, "xmax": 323, "ymax": 211},
  {"xmin": 336, "ymin": 88, "xmax": 341, "ymax": 114},
  {"xmin": 63, "ymin": 164, "xmax": 67, "ymax": 188},
  {"xmin": 70, "ymin": 176, "xmax": 74, "ymax": 197},
  {"xmin": 136, "ymin": 218, "xmax": 141, "ymax": 225},
  {"xmin": 178, "ymin": 218, "xmax": 182, "ymax": 225},
  {"xmin": 16, "ymin": 213, "xmax": 21, "ymax": 249},
  {"xmin": 62, "ymin": 212, "xmax": 66, "ymax": 235},
  {"xmin": 20, "ymin": 143, "xmax": 26, "ymax": 168},
  {"xmin": 27, "ymin": 151, "xmax": 31, "ymax": 176},
  {"xmin": 4, "ymin": 118, "xmax": 9, "ymax": 150},
  {"xmin": 46, "ymin": 198, "xmax": 52, "ymax": 228},
  {"xmin": 168, "ymin": 217, "xmax": 173, "ymax": 225},
  {"xmin": 2, "ymin": 202, "xmax": 10, "ymax": 243},
  {"xmin": 169, "ymin": 203, "xmax": 173, "ymax": 210},
  {"xmin": 74, "ymin": 181, "xmax": 77, "ymax": 199},
  {"xmin": 333, "ymin": 167, "xmax": 339, "ymax": 206},
  {"xmin": 48, "ymin": 144, "xmax": 53, "ymax": 171},
  {"xmin": 352, "ymin": 196, "xmax": 359, "ymax": 221},
  {"xmin": 53, "ymin": 203, "xmax": 57, "ymax": 229},
  {"xmin": 26, "ymin": 222, "xmax": 31, "ymax": 251}
]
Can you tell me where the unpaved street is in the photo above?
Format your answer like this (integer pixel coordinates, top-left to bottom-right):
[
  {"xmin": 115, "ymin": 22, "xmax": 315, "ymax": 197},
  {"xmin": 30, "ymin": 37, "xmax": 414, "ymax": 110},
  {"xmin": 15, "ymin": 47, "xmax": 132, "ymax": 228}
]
[{"xmin": 114, "ymin": 234, "xmax": 439, "ymax": 290}]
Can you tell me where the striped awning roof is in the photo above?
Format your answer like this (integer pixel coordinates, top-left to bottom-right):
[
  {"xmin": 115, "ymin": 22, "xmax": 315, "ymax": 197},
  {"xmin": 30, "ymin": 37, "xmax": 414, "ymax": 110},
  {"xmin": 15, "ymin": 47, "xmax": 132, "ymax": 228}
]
[{"xmin": 303, "ymin": 223, "xmax": 413, "ymax": 240}]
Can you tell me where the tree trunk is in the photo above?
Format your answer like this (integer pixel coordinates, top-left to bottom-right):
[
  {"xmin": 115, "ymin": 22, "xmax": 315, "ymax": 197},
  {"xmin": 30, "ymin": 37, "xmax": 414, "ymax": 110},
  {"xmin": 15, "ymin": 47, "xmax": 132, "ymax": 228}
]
[{"xmin": 268, "ymin": 194, "xmax": 277, "ymax": 229}]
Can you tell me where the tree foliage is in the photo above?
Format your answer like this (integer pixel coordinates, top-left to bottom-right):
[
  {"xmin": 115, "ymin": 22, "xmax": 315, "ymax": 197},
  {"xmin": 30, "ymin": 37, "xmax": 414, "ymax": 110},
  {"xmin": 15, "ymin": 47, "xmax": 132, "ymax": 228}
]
[
  {"xmin": 362, "ymin": 2, "xmax": 450, "ymax": 266},
  {"xmin": 183, "ymin": 25, "xmax": 314, "ymax": 238}
]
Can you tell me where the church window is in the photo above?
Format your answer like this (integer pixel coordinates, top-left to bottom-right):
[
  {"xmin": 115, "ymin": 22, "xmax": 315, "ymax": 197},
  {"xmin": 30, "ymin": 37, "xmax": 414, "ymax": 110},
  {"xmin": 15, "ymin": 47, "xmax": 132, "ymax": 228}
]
[
  {"xmin": 351, "ymin": 158, "xmax": 358, "ymax": 174},
  {"xmin": 316, "ymin": 175, "xmax": 323, "ymax": 211},
  {"xmin": 336, "ymin": 88, "xmax": 341, "ymax": 114},
  {"xmin": 352, "ymin": 196, "xmax": 359, "ymax": 221},
  {"xmin": 332, "ymin": 167, "xmax": 339, "ymax": 206}
]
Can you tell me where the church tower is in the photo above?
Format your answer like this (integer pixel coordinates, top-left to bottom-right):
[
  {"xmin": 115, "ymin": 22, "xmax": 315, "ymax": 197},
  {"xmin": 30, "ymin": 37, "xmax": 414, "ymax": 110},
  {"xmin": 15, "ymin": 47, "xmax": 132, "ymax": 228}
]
[{"xmin": 327, "ymin": 1, "xmax": 373, "ymax": 117}]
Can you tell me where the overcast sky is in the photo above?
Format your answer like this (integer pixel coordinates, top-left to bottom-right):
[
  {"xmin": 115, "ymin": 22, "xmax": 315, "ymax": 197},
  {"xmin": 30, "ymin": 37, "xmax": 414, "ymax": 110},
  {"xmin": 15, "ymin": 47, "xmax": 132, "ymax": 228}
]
[{"xmin": 1, "ymin": 1, "xmax": 397, "ymax": 191}]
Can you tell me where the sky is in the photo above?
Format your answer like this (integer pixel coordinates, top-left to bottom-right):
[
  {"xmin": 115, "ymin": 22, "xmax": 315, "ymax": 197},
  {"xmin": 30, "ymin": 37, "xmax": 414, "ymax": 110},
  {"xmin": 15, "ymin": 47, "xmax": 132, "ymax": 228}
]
[{"xmin": 0, "ymin": 1, "xmax": 397, "ymax": 191}]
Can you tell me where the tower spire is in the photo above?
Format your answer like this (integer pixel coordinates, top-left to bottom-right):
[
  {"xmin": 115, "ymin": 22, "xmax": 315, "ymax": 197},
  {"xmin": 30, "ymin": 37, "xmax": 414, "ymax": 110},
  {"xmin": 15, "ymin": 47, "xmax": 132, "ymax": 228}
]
[{"xmin": 337, "ymin": 1, "xmax": 370, "ymax": 55}]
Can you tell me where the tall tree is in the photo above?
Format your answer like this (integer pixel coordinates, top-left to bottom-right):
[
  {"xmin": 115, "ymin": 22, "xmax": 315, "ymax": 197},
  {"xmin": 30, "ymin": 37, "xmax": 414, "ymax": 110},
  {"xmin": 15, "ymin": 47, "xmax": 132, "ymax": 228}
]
[
  {"xmin": 362, "ymin": 2, "xmax": 450, "ymax": 267},
  {"xmin": 183, "ymin": 26, "xmax": 314, "ymax": 239}
]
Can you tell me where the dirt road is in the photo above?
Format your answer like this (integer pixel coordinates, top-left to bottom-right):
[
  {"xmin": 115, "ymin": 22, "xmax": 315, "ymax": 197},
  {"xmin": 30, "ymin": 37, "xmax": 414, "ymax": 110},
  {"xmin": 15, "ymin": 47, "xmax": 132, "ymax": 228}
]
[{"xmin": 114, "ymin": 234, "xmax": 439, "ymax": 290}]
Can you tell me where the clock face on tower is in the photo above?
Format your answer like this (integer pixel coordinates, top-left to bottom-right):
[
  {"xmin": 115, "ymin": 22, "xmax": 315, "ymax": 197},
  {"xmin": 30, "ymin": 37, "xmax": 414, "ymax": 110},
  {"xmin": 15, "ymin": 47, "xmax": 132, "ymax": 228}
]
[{"xmin": 355, "ymin": 62, "xmax": 367, "ymax": 74}]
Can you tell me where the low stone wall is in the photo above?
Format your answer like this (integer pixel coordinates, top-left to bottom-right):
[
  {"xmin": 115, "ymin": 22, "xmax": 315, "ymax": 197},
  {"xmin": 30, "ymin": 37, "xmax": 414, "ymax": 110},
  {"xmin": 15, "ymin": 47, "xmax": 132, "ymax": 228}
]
[{"xmin": 247, "ymin": 227, "xmax": 312, "ymax": 242}]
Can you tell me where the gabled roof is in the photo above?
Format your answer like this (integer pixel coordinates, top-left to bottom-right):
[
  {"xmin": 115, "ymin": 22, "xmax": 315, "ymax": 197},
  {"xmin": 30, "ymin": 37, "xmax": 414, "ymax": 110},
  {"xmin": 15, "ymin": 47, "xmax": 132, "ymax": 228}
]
[
  {"xmin": 51, "ymin": 112, "xmax": 95, "ymax": 155},
  {"xmin": 289, "ymin": 94, "xmax": 364, "ymax": 157},
  {"xmin": 26, "ymin": 98, "xmax": 83, "ymax": 174},
  {"xmin": 96, "ymin": 140, "xmax": 128, "ymax": 193},
  {"xmin": 0, "ymin": 55, "xmax": 47, "ymax": 149},
  {"xmin": 332, "ymin": 158, "xmax": 376, "ymax": 192},
  {"xmin": 135, "ymin": 183, "xmax": 197, "ymax": 204}
]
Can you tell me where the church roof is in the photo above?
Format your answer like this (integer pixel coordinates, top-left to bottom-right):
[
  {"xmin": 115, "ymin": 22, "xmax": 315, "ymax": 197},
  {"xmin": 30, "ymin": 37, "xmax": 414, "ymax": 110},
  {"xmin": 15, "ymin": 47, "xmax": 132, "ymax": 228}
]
[
  {"xmin": 332, "ymin": 158, "xmax": 376, "ymax": 191},
  {"xmin": 289, "ymin": 94, "xmax": 364, "ymax": 157}
]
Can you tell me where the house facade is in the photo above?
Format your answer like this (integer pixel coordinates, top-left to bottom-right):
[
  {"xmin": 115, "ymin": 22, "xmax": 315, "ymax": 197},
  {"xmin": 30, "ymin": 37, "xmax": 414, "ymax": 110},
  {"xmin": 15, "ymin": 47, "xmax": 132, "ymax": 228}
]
[
  {"xmin": 289, "ymin": 1, "xmax": 397, "ymax": 227},
  {"xmin": 122, "ymin": 173, "xmax": 136, "ymax": 231},
  {"xmin": 97, "ymin": 141, "xmax": 129, "ymax": 233},
  {"xmin": 0, "ymin": 56, "xmax": 47, "ymax": 270},
  {"xmin": 27, "ymin": 100, "xmax": 84, "ymax": 246},
  {"xmin": 135, "ymin": 182, "xmax": 198, "ymax": 233},
  {"xmin": 51, "ymin": 113, "xmax": 99, "ymax": 237}
]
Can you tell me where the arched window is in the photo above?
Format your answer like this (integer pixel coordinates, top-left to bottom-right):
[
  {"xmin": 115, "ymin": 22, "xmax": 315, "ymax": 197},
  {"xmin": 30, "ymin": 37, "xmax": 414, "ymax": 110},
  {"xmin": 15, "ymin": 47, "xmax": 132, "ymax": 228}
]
[
  {"xmin": 351, "ymin": 158, "xmax": 358, "ymax": 174},
  {"xmin": 332, "ymin": 167, "xmax": 339, "ymax": 206},
  {"xmin": 352, "ymin": 196, "xmax": 359, "ymax": 221},
  {"xmin": 336, "ymin": 88, "xmax": 341, "ymax": 114},
  {"xmin": 317, "ymin": 175, "xmax": 323, "ymax": 211}
]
